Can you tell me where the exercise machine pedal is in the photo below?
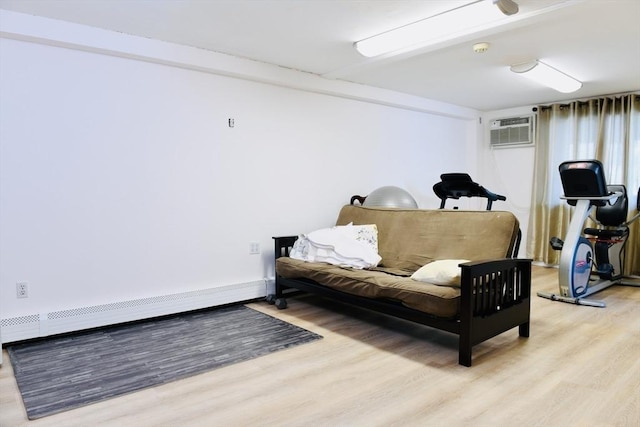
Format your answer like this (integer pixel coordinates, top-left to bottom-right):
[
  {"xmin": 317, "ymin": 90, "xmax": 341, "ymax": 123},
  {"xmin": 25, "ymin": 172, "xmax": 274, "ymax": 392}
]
[
  {"xmin": 549, "ymin": 236, "xmax": 564, "ymax": 251},
  {"xmin": 594, "ymin": 264, "xmax": 614, "ymax": 280}
]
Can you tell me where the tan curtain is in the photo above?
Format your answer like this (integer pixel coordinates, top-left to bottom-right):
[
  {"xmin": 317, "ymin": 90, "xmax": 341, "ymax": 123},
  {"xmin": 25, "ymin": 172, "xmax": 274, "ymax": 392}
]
[{"xmin": 527, "ymin": 93, "xmax": 640, "ymax": 275}]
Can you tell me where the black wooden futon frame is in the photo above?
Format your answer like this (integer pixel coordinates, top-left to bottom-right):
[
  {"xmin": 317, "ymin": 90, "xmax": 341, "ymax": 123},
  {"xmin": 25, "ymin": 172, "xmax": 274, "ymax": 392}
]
[{"xmin": 273, "ymin": 236, "xmax": 532, "ymax": 367}]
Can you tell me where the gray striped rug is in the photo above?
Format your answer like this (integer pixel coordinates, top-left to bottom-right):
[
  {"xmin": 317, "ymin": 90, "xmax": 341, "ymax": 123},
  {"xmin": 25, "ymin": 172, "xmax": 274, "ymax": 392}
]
[{"xmin": 8, "ymin": 304, "xmax": 322, "ymax": 419}]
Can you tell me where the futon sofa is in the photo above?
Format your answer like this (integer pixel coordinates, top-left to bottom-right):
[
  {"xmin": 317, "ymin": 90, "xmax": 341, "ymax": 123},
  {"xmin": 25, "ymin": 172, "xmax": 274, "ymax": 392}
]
[{"xmin": 273, "ymin": 205, "xmax": 531, "ymax": 366}]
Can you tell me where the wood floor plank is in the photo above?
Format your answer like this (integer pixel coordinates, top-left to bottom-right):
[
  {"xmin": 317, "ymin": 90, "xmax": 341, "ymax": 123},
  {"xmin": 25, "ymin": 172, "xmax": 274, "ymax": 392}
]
[{"xmin": 1, "ymin": 266, "xmax": 638, "ymax": 426}]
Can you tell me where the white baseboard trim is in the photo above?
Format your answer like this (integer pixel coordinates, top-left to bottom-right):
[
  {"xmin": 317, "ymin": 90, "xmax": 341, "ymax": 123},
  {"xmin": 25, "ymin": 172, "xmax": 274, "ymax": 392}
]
[{"xmin": 1, "ymin": 280, "xmax": 267, "ymax": 344}]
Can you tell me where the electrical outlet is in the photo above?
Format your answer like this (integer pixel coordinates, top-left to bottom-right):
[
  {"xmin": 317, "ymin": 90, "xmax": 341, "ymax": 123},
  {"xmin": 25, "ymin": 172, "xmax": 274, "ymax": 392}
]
[
  {"xmin": 249, "ymin": 242, "xmax": 260, "ymax": 254},
  {"xmin": 17, "ymin": 282, "xmax": 29, "ymax": 299}
]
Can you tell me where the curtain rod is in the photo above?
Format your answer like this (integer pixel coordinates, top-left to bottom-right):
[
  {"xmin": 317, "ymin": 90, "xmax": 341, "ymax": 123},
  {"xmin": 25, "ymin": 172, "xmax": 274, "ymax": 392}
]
[{"xmin": 532, "ymin": 91, "xmax": 639, "ymax": 112}]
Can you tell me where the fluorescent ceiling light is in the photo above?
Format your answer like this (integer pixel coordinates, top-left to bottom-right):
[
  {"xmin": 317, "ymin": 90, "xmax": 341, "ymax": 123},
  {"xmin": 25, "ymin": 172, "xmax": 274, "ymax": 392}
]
[
  {"xmin": 510, "ymin": 60, "xmax": 582, "ymax": 93},
  {"xmin": 354, "ymin": 0, "xmax": 517, "ymax": 58}
]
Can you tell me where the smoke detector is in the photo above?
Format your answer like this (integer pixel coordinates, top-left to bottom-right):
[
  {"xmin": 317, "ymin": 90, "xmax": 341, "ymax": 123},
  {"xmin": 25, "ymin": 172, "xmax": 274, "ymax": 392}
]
[{"xmin": 473, "ymin": 42, "xmax": 490, "ymax": 53}]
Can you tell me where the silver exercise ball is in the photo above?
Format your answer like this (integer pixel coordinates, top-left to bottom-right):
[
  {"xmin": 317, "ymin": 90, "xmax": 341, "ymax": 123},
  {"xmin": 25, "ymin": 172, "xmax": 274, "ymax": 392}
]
[{"xmin": 362, "ymin": 186, "xmax": 418, "ymax": 209}]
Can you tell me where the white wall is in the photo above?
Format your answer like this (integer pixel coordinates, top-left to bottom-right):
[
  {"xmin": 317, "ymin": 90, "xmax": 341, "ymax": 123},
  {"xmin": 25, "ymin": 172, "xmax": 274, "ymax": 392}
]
[
  {"xmin": 0, "ymin": 14, "xmax": 478, "ymax": 321},
  {"xmin": 479, "ymin": 107, "xmax": 537, "ymax": 256}
]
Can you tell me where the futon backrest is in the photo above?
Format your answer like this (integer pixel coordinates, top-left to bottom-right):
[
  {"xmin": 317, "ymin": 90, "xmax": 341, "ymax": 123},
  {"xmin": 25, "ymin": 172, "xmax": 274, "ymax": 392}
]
[{"xmin": 336, "ymin": 205, "xmax": 520, "ymax": 272}]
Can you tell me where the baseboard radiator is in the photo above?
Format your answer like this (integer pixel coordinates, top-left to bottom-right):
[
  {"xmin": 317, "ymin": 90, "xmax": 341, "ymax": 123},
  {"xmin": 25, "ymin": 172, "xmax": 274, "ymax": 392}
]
[{"xmin": 1, "ymin": 280, "xmax": 270, "ymax": 344}]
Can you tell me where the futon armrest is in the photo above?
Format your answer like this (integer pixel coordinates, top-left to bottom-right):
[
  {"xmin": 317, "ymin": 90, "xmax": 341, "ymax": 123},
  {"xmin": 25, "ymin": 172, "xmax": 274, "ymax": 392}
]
[
  {"xmin": 459, "ymin": 258, "xmax": 532, "ymax": 317},
  {"xmin": 273, "ymin": 235, "xmax": 299, "ymax": 259}
]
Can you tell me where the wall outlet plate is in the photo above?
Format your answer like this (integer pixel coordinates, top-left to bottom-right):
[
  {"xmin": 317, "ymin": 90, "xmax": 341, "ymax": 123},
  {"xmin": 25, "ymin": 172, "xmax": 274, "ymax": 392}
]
[
  {"xmin": 249, "ymin": 242, "xmax": 260, "ymax": 254},
  {"xmin": 17, "ymin": 282, "xmax": 29, "ymax": 298}
]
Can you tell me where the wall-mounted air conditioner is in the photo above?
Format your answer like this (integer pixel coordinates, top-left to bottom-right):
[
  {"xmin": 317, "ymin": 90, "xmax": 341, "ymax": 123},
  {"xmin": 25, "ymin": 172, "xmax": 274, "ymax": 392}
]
[{"xmin": 489, "ymin": 115, "xmax": 535, "ymax": 148}]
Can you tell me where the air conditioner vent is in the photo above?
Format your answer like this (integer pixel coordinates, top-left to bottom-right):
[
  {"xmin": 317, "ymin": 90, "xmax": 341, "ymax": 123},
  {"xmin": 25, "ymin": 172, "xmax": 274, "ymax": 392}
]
[{"xmin": 490, "ymin": 115, "xmax": 535, "ymax": 148}]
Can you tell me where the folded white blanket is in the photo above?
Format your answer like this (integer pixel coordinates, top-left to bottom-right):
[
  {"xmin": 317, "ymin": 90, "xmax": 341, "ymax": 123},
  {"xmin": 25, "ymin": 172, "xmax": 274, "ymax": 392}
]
[{"xmin": 290, "ymin": 224, "xmax": 381, "ymax": 269}]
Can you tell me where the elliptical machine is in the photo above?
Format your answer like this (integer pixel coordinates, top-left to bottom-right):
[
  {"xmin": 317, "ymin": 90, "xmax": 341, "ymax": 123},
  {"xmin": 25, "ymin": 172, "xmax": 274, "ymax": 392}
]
[{"xmin": 537, "ymin": 160, "xmax": 640, "ymax": 307}]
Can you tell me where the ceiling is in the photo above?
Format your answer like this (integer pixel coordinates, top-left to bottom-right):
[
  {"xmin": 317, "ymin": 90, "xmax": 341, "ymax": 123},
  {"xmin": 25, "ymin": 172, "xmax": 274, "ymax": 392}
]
[{"xmin": 1, "ymin": 0, "xmax": 639, "ymax": 111}]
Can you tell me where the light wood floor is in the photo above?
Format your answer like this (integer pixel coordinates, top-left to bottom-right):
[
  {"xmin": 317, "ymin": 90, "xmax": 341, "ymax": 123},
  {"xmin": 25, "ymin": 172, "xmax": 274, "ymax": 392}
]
[{"xmin": 1, "ymin": 266, "xmax": 638, "ymax": 427}]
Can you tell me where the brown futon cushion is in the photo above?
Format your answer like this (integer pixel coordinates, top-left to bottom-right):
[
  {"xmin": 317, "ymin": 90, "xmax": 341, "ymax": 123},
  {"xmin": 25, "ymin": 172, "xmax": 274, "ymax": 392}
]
[{"xmin": 276, "ymin": 257, "xmax": 460, "ymax": 318}]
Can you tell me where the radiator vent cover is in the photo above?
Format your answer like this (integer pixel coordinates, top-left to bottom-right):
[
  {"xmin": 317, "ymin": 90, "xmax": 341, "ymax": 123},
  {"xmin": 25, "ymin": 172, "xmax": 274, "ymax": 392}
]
[{"xmin": 490, "ymin": 115, "xmax": 535, "ymax": 148}]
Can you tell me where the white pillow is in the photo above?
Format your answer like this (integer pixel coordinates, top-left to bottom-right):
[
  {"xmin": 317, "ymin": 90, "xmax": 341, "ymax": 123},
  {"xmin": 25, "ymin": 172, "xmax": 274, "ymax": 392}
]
[{"xmin": 411, "ymin": 259, "xmax": 471, "ymax": 287}]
